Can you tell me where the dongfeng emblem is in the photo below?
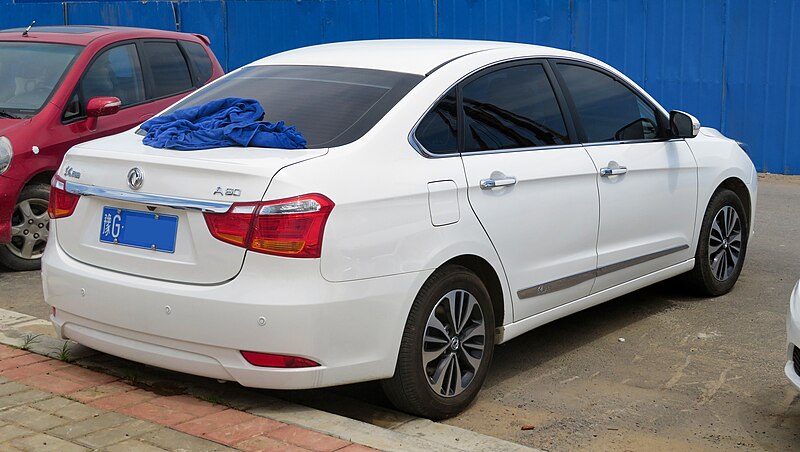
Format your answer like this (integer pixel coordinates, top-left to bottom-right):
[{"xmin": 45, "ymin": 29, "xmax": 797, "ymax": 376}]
[{"xmin": 127, "ymin": 167, "xmax": 144, "ymax": 190}]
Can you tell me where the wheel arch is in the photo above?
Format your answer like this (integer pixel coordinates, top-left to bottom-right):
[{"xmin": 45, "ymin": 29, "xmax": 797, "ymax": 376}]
[
  {"xmin": 716, "ymin": 176, "xmax": 752, "ymax": 229},
  {"xmin": 26, "ymin": 170, "xmax": 55, "ymax": 189},
  {"xmin": 438, "ymin": 254, "xmax": 506, "ymax": 329}
]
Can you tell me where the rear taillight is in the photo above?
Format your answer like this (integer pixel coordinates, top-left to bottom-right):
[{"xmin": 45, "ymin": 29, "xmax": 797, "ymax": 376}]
[
  {"xmin": 48, "ymin": 175, "xmax": 80, "ymax": 219},
  {"xmin": 204, "ymin": 193, "xmax": 334, "ymax": 258}
]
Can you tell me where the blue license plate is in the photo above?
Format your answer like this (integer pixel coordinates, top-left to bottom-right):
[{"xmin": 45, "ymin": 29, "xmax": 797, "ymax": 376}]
[{"xmin": 99, "ymin": 207, "xmax": 178, "ymax": 253}]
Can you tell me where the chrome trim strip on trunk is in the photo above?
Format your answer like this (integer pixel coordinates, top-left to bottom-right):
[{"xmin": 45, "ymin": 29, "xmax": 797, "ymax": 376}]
[
  {"xmin": 64, "ymin": 181, "xmax": 233, "ymax": 213},
  {"xmin": 517, "ymin": 244, "xmax": 690, "ymax": 300}
]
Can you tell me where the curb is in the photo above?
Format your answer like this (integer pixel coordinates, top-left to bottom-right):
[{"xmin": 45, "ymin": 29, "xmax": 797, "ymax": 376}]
[{"xmin": 0, "ymin": 308, "xmax": 537, "ymax": 451}]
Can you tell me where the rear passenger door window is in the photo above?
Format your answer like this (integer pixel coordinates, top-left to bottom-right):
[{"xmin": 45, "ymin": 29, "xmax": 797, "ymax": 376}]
[
  {"xmin": 462, "ymin": 63, "xmax": 571, "ymax": 152},
  {"xmin": 141, "ymin": 41, "xmax": 193, "ymax": 99},
  {"xmin": 555, "ymin": 63, "xmax": 659, "ymax": 142}
]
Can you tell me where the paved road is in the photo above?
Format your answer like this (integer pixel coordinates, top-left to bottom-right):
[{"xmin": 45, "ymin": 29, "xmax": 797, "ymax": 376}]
[{"xmin": 2, "ymin": 174, "xmax": 799, "ymax": 451}]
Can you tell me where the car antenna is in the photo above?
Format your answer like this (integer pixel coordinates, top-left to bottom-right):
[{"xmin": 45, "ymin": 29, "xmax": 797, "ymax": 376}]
[{"xmin": 22, "ymin": 20, "xmax": 35, "ymax": 37}]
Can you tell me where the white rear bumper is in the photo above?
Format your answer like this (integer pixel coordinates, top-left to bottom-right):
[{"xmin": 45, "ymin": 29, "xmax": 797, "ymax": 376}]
[{"xmin": 42, "ymin": 238, "xmax": 429, "ymax": 389}]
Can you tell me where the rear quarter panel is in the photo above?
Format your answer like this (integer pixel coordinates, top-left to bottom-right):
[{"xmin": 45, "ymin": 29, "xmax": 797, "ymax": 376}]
[{"xmin": 262, "ymin": 54, "xmax": 521, "ymax": 325}]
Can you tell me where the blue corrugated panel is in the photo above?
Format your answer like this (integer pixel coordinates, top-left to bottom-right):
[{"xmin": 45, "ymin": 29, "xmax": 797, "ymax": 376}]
[
  {"xmin": 0, "ymin": 0, "xmax": 65, "ymax": 30},
  {"xmin": 648, "ymin": 0, "xmax": 726, "ymax": 133},
  {"xmin": 178, "ymin": 0, "xmax": 227, "ymax": 71},
  {"xmin": 377, "ymin": 0, "xmax": 437, "ymax": 39},
  {"xmin": 225, "ymin": 0, "xmax": 326, "ymax": 69},
  {"xmin": 572, "ymin": 0, "xmax": 647, "ymax": 85},
  {"xmin": 437, "ymin": 0, "xmax": 571, "ymax": 48},
  {"xmin": 2, "ymin": 0, "xmax": 799, "ymax": 173},
  {"xmin": 724, "ymin": 0, "xmax": 799, "ymax": 173},
  {"xmin": 66, "ymin": 1, "xmax": 176, "ymax": 31}
]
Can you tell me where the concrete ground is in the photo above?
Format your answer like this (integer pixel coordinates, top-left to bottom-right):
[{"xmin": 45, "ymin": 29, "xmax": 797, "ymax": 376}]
[{"xmin": 1, "ymin": 174, "xmax": 799, "ymax": 451}]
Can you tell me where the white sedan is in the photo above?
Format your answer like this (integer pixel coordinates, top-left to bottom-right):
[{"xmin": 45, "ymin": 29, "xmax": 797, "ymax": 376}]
[
  {"xmin": 42, "ymin": 40, "xmax": 757, "ymax": 419},
  {"xmin": 787, "ymin": 280, "xmax": 800, "ymax": 390}
]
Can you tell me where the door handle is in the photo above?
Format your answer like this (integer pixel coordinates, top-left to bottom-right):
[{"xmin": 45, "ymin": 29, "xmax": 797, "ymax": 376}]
[
  {"xmin": 480, "ymin": 176, "xmax": 517, "ymax": 189},
  {"xmin": 599, "ymin": 166, "xmax": 628, "ymax": 176}
]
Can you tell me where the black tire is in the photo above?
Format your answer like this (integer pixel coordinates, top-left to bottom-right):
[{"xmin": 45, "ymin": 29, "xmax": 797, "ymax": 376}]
[
  {"xmin": 382, "ymin": 265, "xmax": 495, "ymax": 420},
  {"xmin": 685, "ymin": 188, "xmax": 748, "ymax": 296},
  {"xmin": 0, "ymin": 183, "xmax": 50, "ymax": 271}
]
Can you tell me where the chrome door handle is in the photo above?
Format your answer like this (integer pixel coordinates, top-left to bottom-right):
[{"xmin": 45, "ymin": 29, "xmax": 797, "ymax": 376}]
[
  {"xmin": 480, "ymin": 177, "xmax": 517, "ymax": 189},
  {"xmin": 599, "ymin": 166, "xmax": 628, "ymax": 176}
]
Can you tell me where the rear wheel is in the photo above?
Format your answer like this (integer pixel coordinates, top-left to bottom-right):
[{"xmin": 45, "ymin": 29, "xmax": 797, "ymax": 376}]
[
  {"xmin": 685, "ymin": 189, "xmax": 748, "ymax": 296},
  {"xmin": 382, "ymin": 265, "xmax": 494, "ymax": 419},
  {"xmin": 0, "ymin": 184, "xmax": 50, "ymax": 271}
]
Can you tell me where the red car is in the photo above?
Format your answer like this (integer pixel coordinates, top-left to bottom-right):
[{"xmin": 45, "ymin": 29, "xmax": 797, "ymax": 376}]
[{"xmin": 0, "ymin": 25, "xmax": 223, "ymax": 270}]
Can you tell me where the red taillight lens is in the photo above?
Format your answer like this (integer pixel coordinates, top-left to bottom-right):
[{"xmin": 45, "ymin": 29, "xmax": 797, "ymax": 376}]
[
  {"xmin": 204, "ymin": 193, "xmax": 334, "ymax": 258},
  {"xmin": 241, "ymin": 351, "xmax": 320, "ymax": 368},
  {"xmin": 203, "ymin": 203, "xmax": 258, "ymax": 247},
  {"xmin": 48, "ymin": 175, "xmax": 80, "ymax": 219}
]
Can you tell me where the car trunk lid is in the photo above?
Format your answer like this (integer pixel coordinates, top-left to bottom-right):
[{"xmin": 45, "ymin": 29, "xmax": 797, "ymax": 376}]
[{"xmin": 55, "ymin": 131, "xmax": 326, "ymax": 284}]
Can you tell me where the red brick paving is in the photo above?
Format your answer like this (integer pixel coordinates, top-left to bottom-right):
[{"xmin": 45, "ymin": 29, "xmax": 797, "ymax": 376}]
[
  {"xmin": 69, "ymin": 380, "xmax": 136, "ymax": 403},
  {"xmin": 149, "ymin": 394, "xmax": 226, "ymax": 418},
  {"xmin": 88, "ymin": 388, "xmax": 158, "ymax": 410},
  {"xmin": 174, "ymin": 408, "xmax": 260, "ymax": 436},
  {"xmin": 0, "ymin": 352, "xmax": 51, "ymax": 371},
  {"xmin": 18, "ymin": 372, "xmax": 93, "ymax": 395},
  {"xmin": 204, "ymin": 416, "xmax": 286, "ymax": 445},
  {"xmin": 268, "ymin": 425, "xmax": 352, "ymax": 452},
  {"xmin": 237, "ymin": 435, "xmax": 310, "ymax": 452},
  {"xmin": 0, "ymin": 345, "xmax": 372, "ymax": 451},
  {"xmin": 0, "ymin": 359, "xmax": 71, "ymax": 379},
  {"xmin": 0, "ymin": 346, "xmax": 29, "ymax": 360}
]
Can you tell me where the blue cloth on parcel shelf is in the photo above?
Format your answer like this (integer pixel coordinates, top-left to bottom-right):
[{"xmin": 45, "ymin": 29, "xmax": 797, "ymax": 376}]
[{"xmin": 140, "ymin": 97, "xmax": 306, "ymax": 150}]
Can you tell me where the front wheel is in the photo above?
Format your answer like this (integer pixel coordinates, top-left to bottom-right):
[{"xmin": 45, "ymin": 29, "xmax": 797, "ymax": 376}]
[
  {"xmin": 382, "ymin": 265, "xmax": 495, "ymax": 420},
  {"xmin": 0, "ymin": 183, "xmax": 50, "ymax": 271},
  {"xmin": 685, "ymin": 189, "xmax": 748, "ymax": 296}
]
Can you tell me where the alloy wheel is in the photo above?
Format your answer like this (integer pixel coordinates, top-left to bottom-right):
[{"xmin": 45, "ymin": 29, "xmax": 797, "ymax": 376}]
[
  {"xmin": 7, "ymin": 198, "xmax": 49, "ymax": 260},
  {"xmin": 708, "ymin": 205, "xmax": 742, "ymax": 281},
  {"xmin": 422, "ymin": 289, "xmax": 486, "ymax": 397}
]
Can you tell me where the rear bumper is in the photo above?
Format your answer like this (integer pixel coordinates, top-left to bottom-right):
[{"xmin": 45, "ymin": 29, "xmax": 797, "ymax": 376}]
[
  {"xmin": 42, "ymin": 235, "xmax": 430, "ymax": 389},
  {"xmin": 786, "ymin": 280, "xmax": 800, "ymax": 391}
]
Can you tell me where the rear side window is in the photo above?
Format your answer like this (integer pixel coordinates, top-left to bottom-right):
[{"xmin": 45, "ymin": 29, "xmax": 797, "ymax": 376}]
[
  {"xmin": 162, "ymin": 65, "xmax": 423, "ymax": 148},
  {"xmin": 415, "ymin": 88, "xmax": 457, "ymax": 154},
  {"xmin": 180, "ymin": 41, "xmax": 213, "ymax": 84},
  {"xmin": 142, "ymin": 41, "xmax": 193, "ymax": 98},
  {"xmin": 556, "ymin": 63, "xmax": 659, "ymax": 143},
  {"xmin": 462, "ymin": 64, "xmax": 570, "ymax": 152}
]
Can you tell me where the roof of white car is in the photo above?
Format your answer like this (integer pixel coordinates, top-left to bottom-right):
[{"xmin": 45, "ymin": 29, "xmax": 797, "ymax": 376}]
[{"xmin": 252, "ymin": 39, "xmax": 584, "ymax": 75}]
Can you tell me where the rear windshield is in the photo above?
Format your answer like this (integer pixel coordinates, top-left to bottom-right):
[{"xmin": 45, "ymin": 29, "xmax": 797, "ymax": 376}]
[
  {"xmin": 160, "ymin": 65, "xmax": 423, "ymax": 148},
  {"xmin": 0, "ymin": 42, "xmax": 82, "ymax": 117}
]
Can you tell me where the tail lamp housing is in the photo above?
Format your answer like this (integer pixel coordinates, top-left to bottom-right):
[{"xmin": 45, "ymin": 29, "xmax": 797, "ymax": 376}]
[
  {"xmin": 48, "ymin": 175, "xmax": 80, "ymax": 219},
  {"xmin": 204, "ymin": 193, "xmax": 334, "ymax": 258}
]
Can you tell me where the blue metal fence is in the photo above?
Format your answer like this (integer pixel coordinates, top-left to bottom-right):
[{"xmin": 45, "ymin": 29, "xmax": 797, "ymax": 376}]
[{"xmin": 1, "ymin": 0, "xmax": 797, "ymax": 173}]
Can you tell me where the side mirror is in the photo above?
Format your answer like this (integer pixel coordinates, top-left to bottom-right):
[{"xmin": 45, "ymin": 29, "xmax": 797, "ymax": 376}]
[
  {"xmin": 669, "ymin": 110, "xmax": 700, "ymax": 138},
  {"xmin": 86, "ymin": 96, "xmax": 121, "ymax": 118}
]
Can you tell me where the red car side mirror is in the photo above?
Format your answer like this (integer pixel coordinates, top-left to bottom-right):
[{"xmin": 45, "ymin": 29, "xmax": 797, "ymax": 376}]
[
  {"xmin": 87, "ymin": 96, "xmax": 122, "ymax": 118},
  {"xmin": 85, "ymin": 96, "xmax": 121, "ymax": 131}
]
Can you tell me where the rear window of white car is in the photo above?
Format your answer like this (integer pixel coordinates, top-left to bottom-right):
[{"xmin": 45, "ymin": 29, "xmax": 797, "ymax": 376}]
[{"xmin": 160, "ymin": 65, "xmax": 423, "ymax": 148}]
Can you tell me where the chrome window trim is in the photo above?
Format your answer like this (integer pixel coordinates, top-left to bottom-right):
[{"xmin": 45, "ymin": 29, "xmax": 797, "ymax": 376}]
[
  {"xmin": 64, "ymin": 181, "xmax": 233, "ymax": 213},
  {"xmin": 408, "ymin": 55, "xmax": 562, "ymax": 159},
  {"xmin": 517, "ymin": 244, "xmax": 690, "ymax": 300},
  {"xmin": 408, "ymin": 54, "xmax": 675, "ymax": 159}
]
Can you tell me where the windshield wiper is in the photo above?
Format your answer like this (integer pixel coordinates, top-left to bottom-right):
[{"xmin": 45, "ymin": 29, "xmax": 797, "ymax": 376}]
[{"xmin": 0, "ymin": 110, "xmax": 20, "ymax": 120}]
